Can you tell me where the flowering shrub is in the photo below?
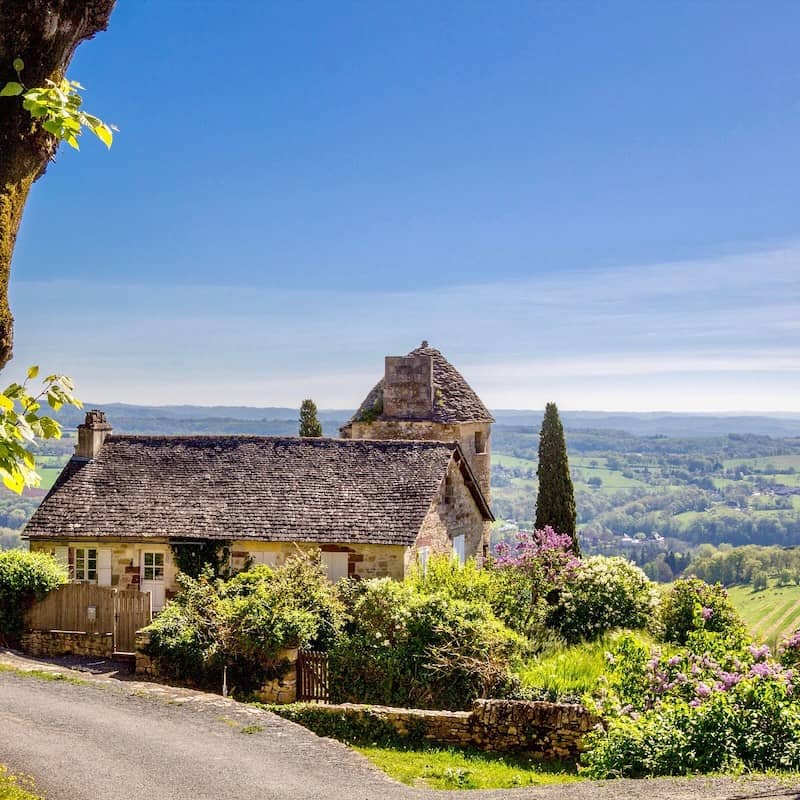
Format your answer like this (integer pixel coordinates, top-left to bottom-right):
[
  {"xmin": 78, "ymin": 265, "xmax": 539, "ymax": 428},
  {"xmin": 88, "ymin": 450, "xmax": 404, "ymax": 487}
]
[
  {"xmin": 659, "ymin": 577, "xmax": 746, "ymax": 646},
  {"xmin": 779, "ymin": 629, "xmax": 800, "ymax": 669},
  {"xmin": 582, "ymin": 631, "xmax": 800, "ymax": 777},
  {"xmin": 490, "ymin": 527, "xmax": 580, "ymax": 638},
  {"xmin": 547, "ymin": 557, "xmax": 658, "ymax": 643}
]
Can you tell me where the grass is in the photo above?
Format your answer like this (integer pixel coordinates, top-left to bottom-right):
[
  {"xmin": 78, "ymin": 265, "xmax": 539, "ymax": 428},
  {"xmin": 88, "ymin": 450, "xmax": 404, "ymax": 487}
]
[
  {"xmin": 516, "ymin": 630, "xmax": 653, "ymax": 698},
  {"xmin": 0, "ymin": 663, "xmax": 88, "ymax": 686},
  {"xmin": 727, "ymin": 581, "xmax": 800, "ymax": 649},
  {"xmin": 0, "ymin": 766, "xmax": 41, "ymax": 800},
  {"xmin": 354, "ymin": 744, "xmax": 580, "ymax": 790}
]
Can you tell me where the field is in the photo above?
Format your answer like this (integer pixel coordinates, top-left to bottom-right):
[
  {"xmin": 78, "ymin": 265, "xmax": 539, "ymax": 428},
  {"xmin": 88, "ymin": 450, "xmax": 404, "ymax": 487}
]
[{"xmin": 727, "ymin": 581, "xmax": 800, "ymax": 649}]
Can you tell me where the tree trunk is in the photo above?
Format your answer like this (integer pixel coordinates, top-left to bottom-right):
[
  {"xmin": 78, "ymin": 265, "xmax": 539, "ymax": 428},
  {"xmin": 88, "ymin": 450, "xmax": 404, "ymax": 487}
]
[{"xmin": 0, "ymin": 0, "xmax": 116, "ymax": 369}]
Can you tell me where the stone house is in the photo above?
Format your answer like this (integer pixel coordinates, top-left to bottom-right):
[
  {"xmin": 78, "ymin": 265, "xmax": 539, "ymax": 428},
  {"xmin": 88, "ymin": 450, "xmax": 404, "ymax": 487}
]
[{"xmin": 24, "ymin": 343, "xmax": 494, "ymax": 612}]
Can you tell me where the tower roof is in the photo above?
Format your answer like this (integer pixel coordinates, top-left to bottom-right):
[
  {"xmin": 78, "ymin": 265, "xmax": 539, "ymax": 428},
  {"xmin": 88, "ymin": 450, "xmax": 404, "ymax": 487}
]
[{"xmin": 348, "ymin": 343, "xmax": 494, "ymax": 425}]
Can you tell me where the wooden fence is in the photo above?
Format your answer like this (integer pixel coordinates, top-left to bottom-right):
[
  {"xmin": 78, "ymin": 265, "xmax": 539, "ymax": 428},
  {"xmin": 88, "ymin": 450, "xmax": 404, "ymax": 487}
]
[
  {"xmin": 25, "ymin": 583, "xmax": 151, "ymax": 653},
  {"xmin": 296, "ymin": 650, "xmax": 329, "ymax": 702}
]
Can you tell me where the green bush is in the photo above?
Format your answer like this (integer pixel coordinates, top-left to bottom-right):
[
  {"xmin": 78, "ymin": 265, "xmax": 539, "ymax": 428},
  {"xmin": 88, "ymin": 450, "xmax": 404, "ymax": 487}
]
[
  {"xmin": 407, "ymin": 554, "xmax": 497, "ymax": 606},
  {"xmin": 329, "ymin": 578, "xmax": 524, "ymax": 709},
  {"xmin": 0, "ymin": 549, "xmax": 66, "ymax": 644},
  {"xmin": 659, "ymin": 577, "xmax": 746, "ymax": 646},
  {"xmin": 547, "ymin": 557, "xmax": 657, "ymax": 643},
  {"xmin": 144, "ymin": 551, "xmax": 344, "ymax": 693}
]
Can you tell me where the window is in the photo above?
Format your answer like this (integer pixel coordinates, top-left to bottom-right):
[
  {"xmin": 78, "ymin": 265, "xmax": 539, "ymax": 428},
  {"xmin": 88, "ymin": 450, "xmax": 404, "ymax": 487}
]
[
  {"xmin": 444, "ymin": 475, "xmax": 454, "ymax": 505},
  {"xmin": 74, "ymin": 548, "xmax": 97, "ymax": 581},
  {"xmin": 417, "ymin": 546, "xmax": 431, "ymax": 575},
  {"xmin": 452, "ymin": 535, "xmax": 466, "ymax": 565},
  {"xmin": 143, "ymin": 551, "xmax": 165, "ymax": 581},
  {"xmin": 474, "ymin": 431, "xmax": 486, "ymax": 454},
  {"xmin": 248, "ymin": 551, "xmax": 278, "ymax": 567}
]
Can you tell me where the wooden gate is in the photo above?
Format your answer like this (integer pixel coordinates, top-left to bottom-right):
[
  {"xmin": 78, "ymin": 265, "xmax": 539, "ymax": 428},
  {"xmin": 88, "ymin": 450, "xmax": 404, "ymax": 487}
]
[
  {"xmin": 25, "ymin": 583, "xmax": 151, "ymax": 653},
  {"xmin": 113, "ymin": 589, "xmax": 151, "ymax": 652},
  {"xmin": 296, "ymin": 650, "xmax": 329, "ymax": 702}
]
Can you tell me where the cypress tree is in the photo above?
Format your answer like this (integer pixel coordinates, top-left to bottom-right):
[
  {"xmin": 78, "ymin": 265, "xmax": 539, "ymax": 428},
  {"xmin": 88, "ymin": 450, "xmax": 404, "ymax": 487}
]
[
  {"xmin": 535, "ymin": 402, "xmax": 579, "ymax": 553},
  {"xmin": 299, "ymin": 399, "xmax": 323, "ymax": 437}
]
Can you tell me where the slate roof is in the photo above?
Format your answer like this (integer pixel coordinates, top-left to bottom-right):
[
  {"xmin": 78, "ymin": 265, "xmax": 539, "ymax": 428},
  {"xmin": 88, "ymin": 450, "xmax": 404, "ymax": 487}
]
[
  {"xmin": 25, "ymin": 436, "xmax": 491, "ymax": 545},
  {"xmin": 346, "ymin": 344, "xmax": 494, "ymax": 426}
]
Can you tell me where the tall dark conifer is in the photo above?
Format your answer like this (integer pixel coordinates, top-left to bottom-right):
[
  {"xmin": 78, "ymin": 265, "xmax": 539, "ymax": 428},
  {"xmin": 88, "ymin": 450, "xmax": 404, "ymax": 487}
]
[
  {"xmin": 535, "ymin": 402, "xmax": 579, "ymax": 553},
  {"xmin": 299, "ymin": 398, "xmax": 323, "ymax": 437}
]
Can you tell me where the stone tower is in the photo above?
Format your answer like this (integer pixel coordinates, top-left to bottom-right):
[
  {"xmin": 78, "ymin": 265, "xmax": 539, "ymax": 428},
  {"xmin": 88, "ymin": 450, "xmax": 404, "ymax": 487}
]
[{"xmin": 341, "ymin": 342, "xmax": 494, "ymax": 503}]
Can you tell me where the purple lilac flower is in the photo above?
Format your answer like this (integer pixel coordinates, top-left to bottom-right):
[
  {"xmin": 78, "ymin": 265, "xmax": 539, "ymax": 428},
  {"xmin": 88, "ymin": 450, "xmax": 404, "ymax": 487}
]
[
  {"xmin": 696, "ymin": 682, "xmax": 711, "ymax": 698},
  {"xmin": 749, "ymin": 662, "xmax": 772, "ymax": 679},
  {"xmin": 719, "ymin": 671, "xmax": 742, "ymax": 690},
  {"xmin": 701, "ymin": 606, "xmax": 713, "ymax": 621},
  {"xmin": 748, "ymin": 644, "xmax": 771, "ymax": 662},
  {"xmin": 668, "ymin": 655, "xmax": 683, "ymax": 667}
]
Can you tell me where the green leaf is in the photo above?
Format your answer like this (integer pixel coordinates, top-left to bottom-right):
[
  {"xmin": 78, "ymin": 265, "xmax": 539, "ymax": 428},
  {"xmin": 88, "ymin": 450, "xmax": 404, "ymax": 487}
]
[
  {"xmin": 0, "ymin": 82, "xmax": 24, "ymax": 97},
  {"xmin": 0, "ymin": 395, "xmax": 13, "ymax": 412},
  {"xmin": 65, "ymin": 133, "xmax": 80, "ymax": 151},
  {"xmin": 26, "ymin": 365, "xmax": 39, "ymax": 380},
  {"xmin": 13, "ymin": 58, "xmax": 24, "ymax": 72}
]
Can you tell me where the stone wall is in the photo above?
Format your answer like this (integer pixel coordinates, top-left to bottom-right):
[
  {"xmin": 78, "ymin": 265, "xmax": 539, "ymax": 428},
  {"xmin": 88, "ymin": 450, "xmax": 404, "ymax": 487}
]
[
  {"xmin": 253, "ymin": 647, "xmax": 298, "ymax": 704},
  {"xmin": 407, "ymin": 458, "xmax": 487, "ymax": 570},
  {"xmin": 287, "ymin": 699, "xmax": 599, "ymax": 760},
  {"xmin": 470, "ymin": 700, "xmax": 599, "ymax": 759},
  {"xmin": 229, "ymin": 541, "xmax": 407, "ymax": 581},
  {"xmin": 21, "ymin": 630, "xmax": 113, "ymax": 659},
  {"xmin": 134, "ymin": 629, "xmax": 156, "ymax": 677}
]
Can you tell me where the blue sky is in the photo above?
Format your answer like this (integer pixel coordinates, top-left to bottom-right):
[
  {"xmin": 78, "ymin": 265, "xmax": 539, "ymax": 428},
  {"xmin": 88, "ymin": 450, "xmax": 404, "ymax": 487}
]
[{"xmin": 7, "ymin": 1, "xmax": 800, "ymax": 410}]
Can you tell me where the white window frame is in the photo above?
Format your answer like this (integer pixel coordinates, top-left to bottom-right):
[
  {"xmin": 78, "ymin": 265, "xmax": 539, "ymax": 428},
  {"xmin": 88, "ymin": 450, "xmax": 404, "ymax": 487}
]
[
  {"xmin": 142, "ymin": 551, "xmax": 165, "ymax": 582},
  {"xmin": 74, "ymin": 547, "xmax": 98, "ymax": 582}
]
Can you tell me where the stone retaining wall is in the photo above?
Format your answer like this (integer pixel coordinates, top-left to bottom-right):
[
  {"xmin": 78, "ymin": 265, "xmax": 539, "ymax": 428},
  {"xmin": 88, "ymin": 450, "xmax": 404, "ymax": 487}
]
[
  {"xmin": 21, "ymin": 630, "xmax": 114, "ymax": 659},
  {"xmin": 296, "ymin": 699, "xmax": 600, "ymax": 760}
]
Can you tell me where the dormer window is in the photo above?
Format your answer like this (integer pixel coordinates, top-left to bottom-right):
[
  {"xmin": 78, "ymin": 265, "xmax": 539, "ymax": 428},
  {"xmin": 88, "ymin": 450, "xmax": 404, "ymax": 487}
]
[{"xmin": 474, "ymin": 431, "xmax": 486, "ymax": 454}]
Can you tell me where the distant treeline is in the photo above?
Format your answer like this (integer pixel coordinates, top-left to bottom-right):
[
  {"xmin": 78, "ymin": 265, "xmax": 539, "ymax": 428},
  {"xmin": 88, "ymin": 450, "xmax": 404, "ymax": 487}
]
[
  {"xmin": 493, "ymin": 426, "xmax": 800, "ymax": 459},
  {"xmin": 684, "ymin": 544, "xmax": 800, "ymax": 588}
]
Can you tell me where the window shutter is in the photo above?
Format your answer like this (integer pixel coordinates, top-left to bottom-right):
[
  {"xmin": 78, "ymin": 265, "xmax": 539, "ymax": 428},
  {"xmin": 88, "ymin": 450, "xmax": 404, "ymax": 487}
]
[
  {"xmin": 97, "ymin": 548, "xmax": 112, "ymax": 586},
  {"xmin": 453, "ymin": 535, "xmax": 466, "ymax": 565},
  {"xmin": 53, "ymin": 546, "xmax": 69, "ymax": 571},
  {"xmin": 321, "ymin": 552, "xmax": 349, "ymax": 583},
  {"xmin": 249, "ymin": 551, "xmax": 277, "ymax": 567}
]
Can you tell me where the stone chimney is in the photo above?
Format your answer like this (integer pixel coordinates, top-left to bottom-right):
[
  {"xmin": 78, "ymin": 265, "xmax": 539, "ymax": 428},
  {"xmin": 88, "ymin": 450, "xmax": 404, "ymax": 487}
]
[
  {"xmin": 383, "ymin": 353, "xmax": 433, "ymax": 419},
  {"xmin": 75, "ymin": 410, "xmax": 112, "ymax": 460}
]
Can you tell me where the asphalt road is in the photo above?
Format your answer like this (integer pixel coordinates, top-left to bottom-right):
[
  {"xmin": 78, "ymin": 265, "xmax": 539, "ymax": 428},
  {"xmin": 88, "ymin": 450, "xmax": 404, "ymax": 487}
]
[{"xmin": 1, "ymin": 669, "xmax": 799, "ymax": 800}]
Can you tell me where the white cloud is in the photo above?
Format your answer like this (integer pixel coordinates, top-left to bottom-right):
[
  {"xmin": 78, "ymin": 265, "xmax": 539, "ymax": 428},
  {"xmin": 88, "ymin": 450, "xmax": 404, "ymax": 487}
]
[{"xmin": 8, "ymin": 241, "xmax": 800, "ymax": 410}]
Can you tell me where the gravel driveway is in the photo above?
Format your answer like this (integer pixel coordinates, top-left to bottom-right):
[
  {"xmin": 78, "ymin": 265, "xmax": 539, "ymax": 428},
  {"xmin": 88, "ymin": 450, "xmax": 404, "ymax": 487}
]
[{"xmin": 0, "ymin": 652, "xmax": 798, "ymax": 800}]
